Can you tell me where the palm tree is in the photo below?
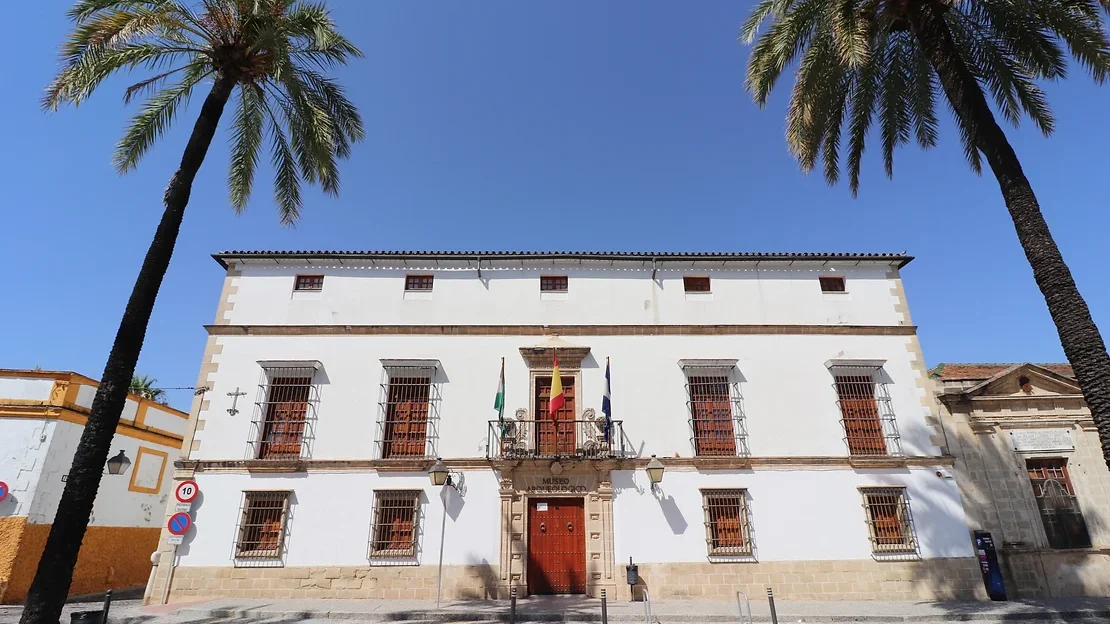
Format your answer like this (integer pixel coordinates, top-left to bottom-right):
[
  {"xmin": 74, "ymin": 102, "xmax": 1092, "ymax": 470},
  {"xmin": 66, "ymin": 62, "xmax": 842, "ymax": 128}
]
[
  {"xmin": 741, "ymin": 1, "xmax": 1110, "ymax": 467},
  {"xmin": 25, "ymin": 2, "xmax": 362, "ymax": 622},
  {"xmin": 129, "ymin": 373, "xmax": 168, "ymax": 404}
]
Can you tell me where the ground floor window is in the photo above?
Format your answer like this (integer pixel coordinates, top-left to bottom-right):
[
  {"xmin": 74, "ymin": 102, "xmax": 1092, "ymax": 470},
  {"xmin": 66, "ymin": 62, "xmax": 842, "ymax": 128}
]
[
  {"xmin": 859, "ymin": 487, "xmax": 917, "ymax": 554},
  {"xmin": 235, "ymin": 491, "xmax": 291, "ymax": 559},
  {"xmin": 370, "ymin": 490, "xmax": 421, "ymax": 558},
  {"xmin": 700, "ymin": 489, "xmax": 752, "ymax": 556},
  {"xmin": 1027, "ymin": 458, "xmax": 1092, "ymax": 549}
]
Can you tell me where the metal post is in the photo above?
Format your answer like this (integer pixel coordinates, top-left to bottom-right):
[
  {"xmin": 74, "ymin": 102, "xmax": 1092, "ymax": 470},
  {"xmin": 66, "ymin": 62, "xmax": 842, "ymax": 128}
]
[
  {"xmin": 436, "ymin": 488, "xmax": 448, "ymax": 609},
  {"xmin": 510, "ymin": 587, "xmax": 517, "ymax": 624},
  {"xmin": 601, "ymin": 588, "xmax": 608, "ymax": 624},
  {"xmin": 642, "ymin": 589, "xmax": 652, "ymax": 624},
  {"xmin": 766, "ymin": 588, "xmax": 778, "ymax": 624},
  {"xmin": 736, "ymin": 591, "xmax": 752, "ymax": 624},
  {"xmin": 101, "ymin": 589, "xmax": 112, "ymax": 624},
  {"xmin": 159, "ymin": 545, "xmax": 177, "ymax": 605}
]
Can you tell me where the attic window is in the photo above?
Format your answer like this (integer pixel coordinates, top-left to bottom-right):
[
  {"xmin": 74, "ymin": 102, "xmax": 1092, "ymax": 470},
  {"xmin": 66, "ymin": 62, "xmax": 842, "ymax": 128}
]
[
  {"xmin": 819, "ymin": 276, "xmax": 846, "ymax": 293},
  {"xmin": 684, "ymin": 276, "xmax": 711, "ymax": 293},
  {"xmin": 1019, "ymin": 376, "xmax": 1033, "ymax": 394}
]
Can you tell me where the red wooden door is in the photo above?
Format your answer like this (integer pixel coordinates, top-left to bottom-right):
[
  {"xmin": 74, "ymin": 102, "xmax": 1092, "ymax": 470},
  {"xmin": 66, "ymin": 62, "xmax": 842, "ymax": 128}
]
[
  {"xmin": 382, "ymin": 377, "xmax": 430, "ymax": 458},
  {"xmin": 259, "ymin": 377, "xmax": 311, "ymax": 459},
  {"xmin": 527, "ymin": 498, "xmax": 586, "ymax": 594},
  {"xmin": 688, "ymin": 376, "xmax": 736, "ymax": 456},
  {"xmin": 835, "ymin": 375, "xmax": 886, "ymax": 455},
  {"xmin": 535, "ymin": 377, "xmax": 576, "ymax": 455}
]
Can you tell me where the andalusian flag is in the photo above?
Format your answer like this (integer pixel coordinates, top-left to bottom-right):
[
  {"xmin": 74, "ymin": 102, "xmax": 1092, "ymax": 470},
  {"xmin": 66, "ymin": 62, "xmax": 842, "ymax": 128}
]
[
  {"xmin": 494, "ymin": 358, "xmax": 506, "ymax": 434},
  {"xmin": 549, "ymin": 350, "xmax": 565, "ymax": 418}
]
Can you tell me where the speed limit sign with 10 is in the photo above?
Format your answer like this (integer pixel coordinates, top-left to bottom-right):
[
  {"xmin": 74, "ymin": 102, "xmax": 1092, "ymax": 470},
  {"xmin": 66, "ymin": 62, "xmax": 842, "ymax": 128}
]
[{"xmin": 175, "ymin": 480, "xmax": 199, "ymax": 503}]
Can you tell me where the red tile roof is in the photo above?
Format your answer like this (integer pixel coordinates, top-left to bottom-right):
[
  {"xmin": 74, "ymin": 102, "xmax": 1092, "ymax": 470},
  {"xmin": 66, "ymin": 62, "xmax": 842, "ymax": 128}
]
[{"xmin": 929, "ymin": 363, "xmax": 1074, "ymax": 380}]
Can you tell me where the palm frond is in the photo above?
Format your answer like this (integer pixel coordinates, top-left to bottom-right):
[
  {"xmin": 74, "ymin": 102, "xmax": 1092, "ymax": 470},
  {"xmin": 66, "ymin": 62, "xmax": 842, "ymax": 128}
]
[
  {"xmin": 229, "ymin": 83, "xmax": 265, "ymax": 210},
  {"xmin": 113, "ymin": 62, "xmax": 211, "ymax": 172}
]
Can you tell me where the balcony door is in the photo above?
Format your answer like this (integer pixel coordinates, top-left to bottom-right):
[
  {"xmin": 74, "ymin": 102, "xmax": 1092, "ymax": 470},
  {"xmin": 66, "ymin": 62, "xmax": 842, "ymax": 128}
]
[{"xmin": 535, "ymin": 376, "xmax": 576, "ymax": 456}]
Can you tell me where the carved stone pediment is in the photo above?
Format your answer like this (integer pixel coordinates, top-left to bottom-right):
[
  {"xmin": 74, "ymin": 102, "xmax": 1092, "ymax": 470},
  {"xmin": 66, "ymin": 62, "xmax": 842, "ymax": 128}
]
[{"xmin": 519, "ymin": 336, "xmax": 591, "ymax": 369}]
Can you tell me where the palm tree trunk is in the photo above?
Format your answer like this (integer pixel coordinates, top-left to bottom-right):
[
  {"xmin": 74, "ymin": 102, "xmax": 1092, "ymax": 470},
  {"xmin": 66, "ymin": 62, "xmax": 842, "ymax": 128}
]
[
  {"xmin": 19, "ymin": 73, "xmax": 234, "ymax": 624},
  {"xmin": 907, "ymin": 3, "xmax": 1110, "ymax": 467}
]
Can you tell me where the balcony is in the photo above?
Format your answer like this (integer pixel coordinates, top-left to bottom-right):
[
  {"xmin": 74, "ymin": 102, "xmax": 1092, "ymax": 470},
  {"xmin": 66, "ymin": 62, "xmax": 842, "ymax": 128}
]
[{"xmin": 486, "ymin": 411, "xmax": 626, "ymax": 460}]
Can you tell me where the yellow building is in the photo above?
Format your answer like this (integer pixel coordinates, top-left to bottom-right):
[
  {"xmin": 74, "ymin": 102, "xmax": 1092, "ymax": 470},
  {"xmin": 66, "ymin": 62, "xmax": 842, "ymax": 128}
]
[{"xmin": 0, "ymin": 369, "xmax": 187, "ymax": 603}]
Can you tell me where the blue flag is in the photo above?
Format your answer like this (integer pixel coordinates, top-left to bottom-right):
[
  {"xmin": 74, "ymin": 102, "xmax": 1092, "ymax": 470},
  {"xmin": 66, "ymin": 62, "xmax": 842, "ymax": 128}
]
[{"xmin": 602, "ymin": 358, "xmax": 612, "ymax": 442}]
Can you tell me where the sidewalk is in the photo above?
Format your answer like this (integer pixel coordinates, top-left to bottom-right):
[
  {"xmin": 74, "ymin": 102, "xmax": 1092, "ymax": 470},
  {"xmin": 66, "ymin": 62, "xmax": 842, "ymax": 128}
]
[{"xmin": 4, "ymin": 596, "xmax": 1109, "ymax": 624}]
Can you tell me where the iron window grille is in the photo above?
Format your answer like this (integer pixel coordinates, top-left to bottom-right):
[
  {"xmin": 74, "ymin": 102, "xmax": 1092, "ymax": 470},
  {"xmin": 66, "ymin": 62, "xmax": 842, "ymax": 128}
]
[
  {"xmin": 683, "ymin": 276, "xmax": 711, "ymax": 293},
  {"xmin": 540, "ymin": 275, "xmax": 568, "ymax": 292},
  {"xmin": 701, "ymin": 489, "xmax": 753, "ymax": 557},
  {"xmin": 1027, "ymin": 458, "xmax": 1092, "ymax": 549},
  {"xmin": 376, "ymin": 365, "xmax": 440, "ymax": 459},
  {"xmin": 819, "ymin": 276, "xmax": 846, "ymax": 292},
  {"xmin": 235, "ymin": 491, "xmax": 291, "ymax": 560},
  {"xmin": 248, "ymin": 365, "xmax": 319, "ymax": 460},
  {"xmin": 405, "ymin": 274, "xmax": 434, "ymax": 291},
  {"xmin": 860, "ymin": 487, "xmax": 917, "ymax": 555},
  {"xmin": 294, "ymin": 275, "xmax": 324, "ymax": 291},
  {"xmin": 369, "ymin": 490, "xmax": 421, "ymax": 559},
  {"xmin": 683, "ymin": 365, "xmax": 748, "ymax": 457},
  {"xmin": 831, "ymin": 366, "xmax": 902, "ymax": 457}
]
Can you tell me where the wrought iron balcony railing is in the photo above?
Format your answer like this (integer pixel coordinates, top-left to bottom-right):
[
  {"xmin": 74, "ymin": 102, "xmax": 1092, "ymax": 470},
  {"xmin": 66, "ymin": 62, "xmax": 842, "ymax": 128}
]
[{"xmin": 487, "ymin": 410, "xmax": 626, "ymax": 460}]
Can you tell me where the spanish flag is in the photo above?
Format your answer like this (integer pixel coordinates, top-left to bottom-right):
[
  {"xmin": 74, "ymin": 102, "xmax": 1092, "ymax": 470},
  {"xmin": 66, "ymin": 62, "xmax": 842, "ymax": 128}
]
[{"xmin": 549, "ymin": 350, "xmax": 565, "ymax": 418}]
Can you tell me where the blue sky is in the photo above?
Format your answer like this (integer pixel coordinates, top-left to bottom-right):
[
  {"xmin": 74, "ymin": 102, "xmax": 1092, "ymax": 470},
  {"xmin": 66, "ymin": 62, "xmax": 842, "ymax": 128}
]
[{"xmin": 2, "ymin": 1, "xmax": 1108, "ymax": 410}]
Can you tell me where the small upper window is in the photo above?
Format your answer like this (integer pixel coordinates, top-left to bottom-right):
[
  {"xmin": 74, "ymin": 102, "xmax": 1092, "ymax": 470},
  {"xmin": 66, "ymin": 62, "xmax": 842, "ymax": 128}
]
[
  {"xmin": 405, "ymin": 274, "xmax": 434, "ymax": 291},
  {"xmin": 684, "ymin": 276, "xmax": 711, "ymax": 293},
  {"xmin": 540, "ymin": 276, "xmax": 568, "ymax": 292},
  {"xmin": 819, "ymin": 276, "xmax": 846, "ymax": 293},
  {"xmin": 294, "ymin": 275, "xmax": 324, "ymax": 291}
]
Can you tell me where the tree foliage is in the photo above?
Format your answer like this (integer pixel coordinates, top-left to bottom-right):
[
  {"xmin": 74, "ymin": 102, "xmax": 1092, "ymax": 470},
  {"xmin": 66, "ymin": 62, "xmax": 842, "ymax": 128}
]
[
  {"xmin": 45, "ymin": 0, "xmax": 365, "ymax": 224},
  {"xmin": 741, "ymin": 0, "xmax": 1110, "ymax": 193},
  {"xmin": 129, "ymin": 374, "xmax": 167, "ymax": 404}
]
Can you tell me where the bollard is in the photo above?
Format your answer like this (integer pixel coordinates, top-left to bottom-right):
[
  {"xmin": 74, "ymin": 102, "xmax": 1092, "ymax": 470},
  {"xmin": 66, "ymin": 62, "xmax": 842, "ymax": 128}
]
[
  {"xmin": 101, "ymin": 589, "xmax": 112, "ymax": 624},
  {"xmin": 510, "ymin": 587, "xmax": 517, "ymax": 624},
  {"xmin": 766, "ymin": 588, "xmax": 778, "ymax": 624},
  {"xmin": 601, "ymin": 588, "xmax": 608, "ymax": 624}
]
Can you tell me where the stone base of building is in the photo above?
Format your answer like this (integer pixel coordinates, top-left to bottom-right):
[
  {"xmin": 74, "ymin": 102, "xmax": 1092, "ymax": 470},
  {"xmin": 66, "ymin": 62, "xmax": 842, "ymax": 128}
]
[
  {"xmin": 0, "ymin": 516, "xmax": 160, "ymax": 604},
  {"xmin": 158, "ymin": 557, "xmax": 988, "ymax": 603},
  {"xmin": 1001, "ymin": 550, "xmax": 1110, "ymax": 598}
]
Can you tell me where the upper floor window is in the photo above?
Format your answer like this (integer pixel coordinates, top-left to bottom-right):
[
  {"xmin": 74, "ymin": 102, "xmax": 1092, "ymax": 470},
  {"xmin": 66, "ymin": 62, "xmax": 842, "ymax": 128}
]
[
  {"xmin": 830, "ymin": 364, "xmax": 901, "ymax": 457},
  {"xmin": 534, "ymin": 374, "xmax": 577, "ymax": 456},
  {"xmin": 819, "ymin": 275, "xmax": 846, "ymax": 293},
  {"xmin": 681, "ymin": 360, "xmax": 747, "ymax": 457},
  {"xmin": 683, "ymin": 276, "xmax": 711, "ymax": 293},
  {"xmin": 405, "ymin": 274, "xmax": 434, "ymax": 291},
  {"xmin": 701, "ymin": 489, "xmax": 753, "ymax": 557},
  {"xmin": 860, "ymin": 487, "xmax": 917, "ymax": 555},
  {"xmin": 370, "ymin": 490, "xmax": 421, "ymax": 559},
  {"xmin": 294, "ymin": 275, "xmax": 324, "ymax": 291},
  {"xmin": 235, "ymin": 490, "xmax": 291, "ymax": 561},
  {"xmin": 251, "ymin": 364, "xmax": 319, "ymax": 460},
  {"xmin": 377, "ymin": 361, "xmax": 439, "ymax": 459},
  {"xmin": 540, "ymin": 275, "xmax": 568, "ymax": 292},
  {"xmin": 1027, "ymin": 458, "xmax": 1091, "ymax": 549}
]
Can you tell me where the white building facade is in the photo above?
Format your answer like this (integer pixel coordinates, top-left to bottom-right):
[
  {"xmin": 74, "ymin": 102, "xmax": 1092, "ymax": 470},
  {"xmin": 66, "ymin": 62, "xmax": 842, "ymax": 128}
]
[{"xmin": 148, "ymin": 251, "xmax": 986, "ymax": 602}]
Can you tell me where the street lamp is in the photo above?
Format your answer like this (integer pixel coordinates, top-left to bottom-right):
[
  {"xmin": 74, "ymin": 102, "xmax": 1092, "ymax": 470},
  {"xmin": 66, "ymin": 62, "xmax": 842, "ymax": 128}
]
[
  {"xmin": 645, "ymin": 454, "xmax": 665, "ymax": 492},
  {"xmin": 106, "ymin": 450, "xmax": 131, "ymax": 475},
  {"xmin": 429, "ymin": 458, "xmax": 450, "ymax": 487}
]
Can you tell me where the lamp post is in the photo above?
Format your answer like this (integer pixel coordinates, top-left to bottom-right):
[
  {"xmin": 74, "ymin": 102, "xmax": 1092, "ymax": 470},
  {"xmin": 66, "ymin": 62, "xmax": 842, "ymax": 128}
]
[
  {"xmin": 429, "ymin": 458, "xmax": 463, "ymax": 609},
  {"xmin": 645, "ymin": 454, "xmax": 664, "ymax": 492},
  {"xmin": 106, "ymin": 450, "xmax": 131, "ymax": 475}
]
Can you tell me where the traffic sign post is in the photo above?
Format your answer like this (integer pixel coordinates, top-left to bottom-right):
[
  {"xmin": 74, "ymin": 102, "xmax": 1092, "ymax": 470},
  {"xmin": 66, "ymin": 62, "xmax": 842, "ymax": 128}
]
[
  {"xmin": 175, "ymin": 480, "xmax": 199, "ymax": 504},
  {"xmin": 167, "ymin": 512, "xmax": 191, "ymax": 536},
  {"xmin": 0, "ymin": 481, "xmax": 8, "ymax": 503}
]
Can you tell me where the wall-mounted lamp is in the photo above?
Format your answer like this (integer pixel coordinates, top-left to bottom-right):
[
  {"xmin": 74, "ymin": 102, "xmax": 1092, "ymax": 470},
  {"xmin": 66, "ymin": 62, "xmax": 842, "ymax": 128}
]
[
  {"xmin": 429, "ymin": 458, "xmax": 465, "ymax": 496},
  {"xmin": 645, "ymin": 454, "xmax": 665, "ymax": 492},
  {"xmin": 106, "ymin": 450, "xmax": 131, "ymax": 476}
]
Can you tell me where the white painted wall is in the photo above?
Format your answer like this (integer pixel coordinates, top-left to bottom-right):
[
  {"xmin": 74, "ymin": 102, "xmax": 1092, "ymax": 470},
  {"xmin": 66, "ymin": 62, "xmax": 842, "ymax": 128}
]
[
  {"xmin": 178, "ymin": 471, "xmax": 500, "ymax": 568},
  {"xmin": 0, "ymin": 418, "xmax": 55, "ymax": 517},
  {"xmin": 143, "ymin": 405, "xmax": 189, "ymax": 439},
  {"xmin": 223, "ymin": 265, "xmax": 907, "ymax": 328},
  {"xmin": 27, "ymin": 421, "xmax": 174, "ymax": 528},
  {"xmin": 612, "ymin": 468, "xmax": 973, "ymax": 563},
  {"xmin": 0, "ymin": 378, "xmax": 54, "ymax": 402},
  {"xmin": 194, "ymin": 333, "xmax": 937, "ymax": 462}
]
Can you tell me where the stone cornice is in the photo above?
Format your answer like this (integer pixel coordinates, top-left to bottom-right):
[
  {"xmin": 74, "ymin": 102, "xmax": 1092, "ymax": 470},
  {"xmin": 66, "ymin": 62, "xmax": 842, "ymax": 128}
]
[{"xmin": 205, "ymin": 324, "xmax": 918, "ymax": 337}]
